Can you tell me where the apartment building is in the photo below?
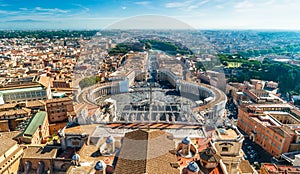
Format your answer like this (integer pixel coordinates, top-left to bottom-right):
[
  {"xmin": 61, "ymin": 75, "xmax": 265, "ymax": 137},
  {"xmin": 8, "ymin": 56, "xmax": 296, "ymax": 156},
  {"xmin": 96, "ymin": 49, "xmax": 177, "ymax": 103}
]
[
  {"xmin": 45, "ymin": 97, "xmax": 75, "ymax": 134},
  {"xmin": 237, "ymin": 104, "xmax": 300, "ymax": 157}
]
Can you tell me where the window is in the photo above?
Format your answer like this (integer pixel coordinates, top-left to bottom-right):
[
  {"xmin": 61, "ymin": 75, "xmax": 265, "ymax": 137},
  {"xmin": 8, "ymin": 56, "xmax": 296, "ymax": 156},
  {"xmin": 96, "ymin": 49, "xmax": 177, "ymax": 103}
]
[
  {"xmin": 280, "ymin": 139, "xmax": 282, "ymax": 142},
  {"xmin": 278, "ymin": 145, "xmax": 281, "ymax": 150},
  {"xmin": 275, "ymin": 136, "xmax": 277, "ymax": 140},
  {"xmin": 222, "ymin": 147, "xmax": 229, "ymax": 152},
  {"xmin": 72, "ymin": 141, "xmax": 80, "ymax": 146}
]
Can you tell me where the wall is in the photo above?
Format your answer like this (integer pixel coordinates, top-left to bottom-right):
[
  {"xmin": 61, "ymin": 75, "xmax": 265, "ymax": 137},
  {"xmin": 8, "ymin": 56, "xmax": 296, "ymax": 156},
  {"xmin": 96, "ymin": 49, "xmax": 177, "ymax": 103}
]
[
  {"xmin": 0, "ymin": 120, "xmax": 9, "ymax": 132},
  {"xmin": 237, "ymin": 108, "xmax": 293, "ymax": 157},
  {"xmin": 0, "ymin": 145, "xmax": 23, "ymax": 174},
  {"xmin": 49, "ymin": 122, "xmax": 67, "ymax": 135},
  {"xmin": 46, "ymin": 99, "xmax": 74, "ymax": 123}
]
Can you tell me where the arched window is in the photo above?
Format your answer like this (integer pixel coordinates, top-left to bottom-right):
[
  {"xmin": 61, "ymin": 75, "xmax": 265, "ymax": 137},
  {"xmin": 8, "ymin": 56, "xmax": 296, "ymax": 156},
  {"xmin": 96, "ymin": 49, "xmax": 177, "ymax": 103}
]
[{"xmin": 222, "ymin": 147, "xmax": 229, "ymax": 152}]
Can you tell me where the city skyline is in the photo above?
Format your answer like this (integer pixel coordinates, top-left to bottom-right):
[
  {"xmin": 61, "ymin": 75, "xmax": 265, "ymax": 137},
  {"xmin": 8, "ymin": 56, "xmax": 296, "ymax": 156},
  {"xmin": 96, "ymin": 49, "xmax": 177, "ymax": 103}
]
[{"xmin": 1, "ymin": 0, "xmax": 300, "ymax": 30}]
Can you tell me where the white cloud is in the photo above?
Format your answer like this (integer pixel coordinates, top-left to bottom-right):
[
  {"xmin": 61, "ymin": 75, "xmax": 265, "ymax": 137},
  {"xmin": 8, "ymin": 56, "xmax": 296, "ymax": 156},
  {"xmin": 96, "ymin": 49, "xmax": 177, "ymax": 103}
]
[
  {"xmin": 72, "ymin": 4, "xmax": 90, "ymax": 12},
  {"xmin": 165, "ymin": 1, "xmax": 193, "ymax": 8},
  {"xmin": 187, "ymin": 5, "xmax": 198, "ymax": 11},
  {"xmin": 121, "ymin": 6, "xmax": 127, "ymax": 10},
  {"xmin": 234, "ymin": 0, "xmax": 255, "ymax": 12},
  {"xmin": 165, "ymin": 0, "xmax": 209, "ymax": 11},
  {"xmin": 234, "ymin": 0, "xmax": 254, "ymax": 9},
  {"xmin": 19, "ymin": 8, "xmax": 28, "ymax": 11},
  {"xmin": 0, "ymin": 10, "xmax": 18, "ymax": 15},
  {"xmin": 35, "ymin": 7, "xmax": 69, "ymax": 13},
  {"xmin": 263, "ymin": 0, "xmax": 276, "ymax": 5},
  {"xmin": 196, "ymin": 0, "xmax": 210, "ymax": 7},
  {"xmin": 215, "ymin": 5, "xmax": 224, "ymax": 9},
  {"xmin": 135, "ymin": 1, "xmax": 150, "ymax": 6}
]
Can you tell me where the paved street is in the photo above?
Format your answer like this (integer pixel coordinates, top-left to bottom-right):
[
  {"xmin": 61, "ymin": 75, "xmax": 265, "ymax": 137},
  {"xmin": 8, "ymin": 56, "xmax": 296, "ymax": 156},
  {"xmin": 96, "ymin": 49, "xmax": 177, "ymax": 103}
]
[{"xmin": 240, "ymin": 130, "xmax": 273, "ymax": 165}]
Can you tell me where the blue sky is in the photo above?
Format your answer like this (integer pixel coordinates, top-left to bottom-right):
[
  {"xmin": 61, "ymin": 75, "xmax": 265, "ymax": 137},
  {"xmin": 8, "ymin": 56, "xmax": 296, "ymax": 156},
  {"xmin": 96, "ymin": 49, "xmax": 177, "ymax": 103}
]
[{"xmin": 0, "ymin": 0, "xmax": 300, "ymax": 30}]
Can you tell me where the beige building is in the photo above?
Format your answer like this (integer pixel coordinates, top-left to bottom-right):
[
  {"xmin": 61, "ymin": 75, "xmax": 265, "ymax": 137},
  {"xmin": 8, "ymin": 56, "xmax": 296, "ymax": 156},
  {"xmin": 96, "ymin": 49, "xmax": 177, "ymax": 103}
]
[
  {"xmin": 20, "ymin": 145, "xmax": 58, "ymax": 174},
  {"xmin": 212, "ymin": 126, "xmax": 255, "ymax": 174},
  {"xmin": 46, "ymin": 97, "xmax": 75, "ymax": 135},
  {"xmin": 0, "ymin": 132, "xmax": 23, "ymax": 174},
  {"xmin": 16, "ymin": 111, "xmax": 49, "ymax": 144},
  {"xmin": 238, "ymin": 104, "xmax": 300, "ymax": 157}
]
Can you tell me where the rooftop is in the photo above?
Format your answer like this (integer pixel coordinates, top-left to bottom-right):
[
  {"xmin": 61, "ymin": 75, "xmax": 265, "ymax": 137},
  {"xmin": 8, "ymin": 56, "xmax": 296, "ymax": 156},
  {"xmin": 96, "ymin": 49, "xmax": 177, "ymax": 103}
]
[
  {"xmin": 0, "ymin": 108, "xmax": 30, "ymax": 117},
  {"xmin": 66, "ymin": 145, "xmax": 115, "ymax": 173},
  {"xmin": 281, "ymin": 151, "xmax": 300, "ymax": 164},
  {"xmin": 26, "ymin": 100, "xmax": 45, "ymax": 107},
  {"xmin": 46, "ymin": 97, "xmax": 72, "ymax": 104},
  {"xmin": 64, "ymin": 124, "xmax": 96, "ymax": 135},
  {"xmin": 23, "ymin": 111, "xmax": 47, "ymax": 136},
  {"xmin": 0, "ymin": 86, "xmax": 44, "ymax": 94},
  {"xmin": 248, "ymin": 103, "xmax": 293, "ymax": 109},
  {"xmin": 252, "ymin": 115, "xmax": 281, "ymax": 127},
  {"xmin": 0, "ymin": 103, "xmax": 17, "ymax": 110},
  {"xmin": 216, "ymin": 127, "xmax": 239, "ymax": 140},
  {"xmin": 0, "ymin": 134, "xmax": 18, "ymax": 156},
  {"xmin": 238, "ymin": 160, "xmax": 255, "ymax": 173},
  {"xmin": 268, "ymin": 126, "xmax": 292, "ymax": 138},
  {"xmin": 114, "ymin": 129, "xmax": 179, "ymax": 174},
  {"xmin": 262, "ymin": 163, "xmax": 300, "ymax": 173},
  {"xmin": 22, "ymin": 145, "xmax": 57, "ymax": 159}
]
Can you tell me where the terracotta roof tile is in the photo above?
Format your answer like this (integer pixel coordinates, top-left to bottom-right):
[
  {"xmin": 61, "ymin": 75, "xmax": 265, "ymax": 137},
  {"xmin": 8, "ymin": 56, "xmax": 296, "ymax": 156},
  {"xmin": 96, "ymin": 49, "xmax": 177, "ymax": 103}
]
[{"xmin": 114, "ymin": 129, "xmax": 179, "ymax": 174}]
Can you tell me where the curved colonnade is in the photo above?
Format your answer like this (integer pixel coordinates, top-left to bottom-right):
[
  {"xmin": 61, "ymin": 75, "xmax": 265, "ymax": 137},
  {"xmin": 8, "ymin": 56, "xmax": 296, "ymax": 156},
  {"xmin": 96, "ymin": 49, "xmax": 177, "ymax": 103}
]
[{"xmin": 77, "ymin": 70, "xmax": 227, "ymax": 123}]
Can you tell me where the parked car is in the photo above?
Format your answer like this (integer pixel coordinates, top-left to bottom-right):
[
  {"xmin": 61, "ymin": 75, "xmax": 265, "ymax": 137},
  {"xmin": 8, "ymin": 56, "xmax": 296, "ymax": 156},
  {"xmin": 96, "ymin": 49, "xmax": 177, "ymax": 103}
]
[{"xmin": 250, "ymin": 153, "xmax": 257, "ymax": 159}]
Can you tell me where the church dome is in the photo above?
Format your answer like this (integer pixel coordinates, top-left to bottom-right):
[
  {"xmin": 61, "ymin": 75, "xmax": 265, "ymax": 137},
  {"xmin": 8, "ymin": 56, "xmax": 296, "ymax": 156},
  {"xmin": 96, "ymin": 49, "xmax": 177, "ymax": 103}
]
[
  {"xmin": 72, "ymin": 153, "xmax": 80, "ymax": 161},
  {"xmin": 94, "ymin": 160, "xmax": 107, "ymax": 171},
  {"xmin": 187, "ymin": 161, "xmax": 200, "ymax": 172},
  {"xmin": 106, "ymin": 136, "xmax": 115, "ymax": 144},
  {"xmin": 182, "ymin": 136, "xmax": 191, "ymax": 145}
]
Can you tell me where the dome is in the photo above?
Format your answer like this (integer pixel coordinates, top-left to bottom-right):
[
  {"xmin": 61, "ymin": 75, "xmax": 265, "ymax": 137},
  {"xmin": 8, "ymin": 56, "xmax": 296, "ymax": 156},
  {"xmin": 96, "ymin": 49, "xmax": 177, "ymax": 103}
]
[
  {"xmin": 182, "ymin": 137, "xmax": 191, "ymax": 145},
  {"xmin": 94, "ymin": 160, "xmax": 107, "ymax": 171},
  {"xmin": 187, "ymin": 161, "xmax": 200, "ymax": 172},
  {"xmin": 72, "ymin": 153, "xmax": 80, "ymax": 161},
  {"xmin": 106, "ymin": 136, "xmax": 115, "ymax": 144}
]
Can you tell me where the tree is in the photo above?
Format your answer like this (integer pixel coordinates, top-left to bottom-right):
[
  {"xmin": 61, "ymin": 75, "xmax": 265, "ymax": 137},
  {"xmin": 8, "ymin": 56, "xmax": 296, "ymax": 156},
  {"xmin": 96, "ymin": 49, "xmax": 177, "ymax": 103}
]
[
  {"xmin": 145, "ymin": 42, "xmax": 152, "ymax": 49},
  {"xmin": 79, "ymin": 76, "xmax": 100, "ymax": 89}
]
